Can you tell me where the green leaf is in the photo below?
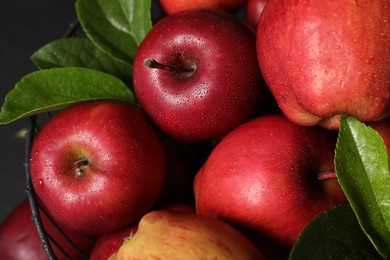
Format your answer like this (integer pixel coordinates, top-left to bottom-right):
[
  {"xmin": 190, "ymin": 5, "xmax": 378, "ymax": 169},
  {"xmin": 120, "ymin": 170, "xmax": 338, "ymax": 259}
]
[
  {"xmin": 335, "ymin": 115, "xmax": 390, "ymax": 258},
  {"xmin": 75, "ymin": 0, "xmax": 152, "ymax": 64},
  {"xmin": 289, "ymin": 205, "xmax": 382, "ymax": 260},
  {"xmin": 127, "ymin": 0, "xmax": 152, "ymax": 45},
  {"xmin": 31, "ymin": 37, "xmax": 133, "ymax": 86},
  {"xmin": 0, "ymin": 67, "xmax": 135, "ymax": 125}
]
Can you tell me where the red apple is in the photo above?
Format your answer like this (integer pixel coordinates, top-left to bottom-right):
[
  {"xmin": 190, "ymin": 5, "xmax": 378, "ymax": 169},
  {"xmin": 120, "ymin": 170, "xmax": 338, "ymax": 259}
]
[
  {"xmin": 194, "ymin": 114, "xmax": 348, "ymax": 257},
  {"xmin": 0, "ymin": 200, "xmax": 95, "ymax": 260},
  {"xmin": 29, "ymin": 101, "xmax": 165, "ymax": 235},
  {"xmin": 246, "ymin": 0, "xmax": 268, "ymax": 29},
  {"xmin": 109, "ymin": 210, "xmax": 266, "ymax": 259},
  {"xmin": 90, "ymin": 223, "xmax": 138, "ymax": 260},
  {"xmin": 133, "ymin": 8, "xmax": 272, "ymax": 142},
  {"xmin": 161, "ymin": 202, "xmax": 196, "ymax": 213},
  {"xmin": 158, "ymin": 0, "xmax": 248, "ymax": 15},
  {"xmin": 256, "ymin": 0, "xmax": 390, "ymax": 130},
  {"xmin": 155, "ymin": 137, "xmax": 197, "ymax": 207}
]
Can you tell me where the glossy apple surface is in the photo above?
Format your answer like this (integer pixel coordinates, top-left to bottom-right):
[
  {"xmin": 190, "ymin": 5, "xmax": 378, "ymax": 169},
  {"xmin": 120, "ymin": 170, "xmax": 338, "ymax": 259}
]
[
  {"xmin": 29, "ymin": 101, "xmax": 165, "ymax": 235},
  {"xmin": 109, "ymin": 210, "xmax": 265, "ymax": 259},
  {"xmin": 133, "ymin": 8, "xmax": 272, "ymax": 142},
  {"xmin": 159, "ymin": 0, "xmax": 247, "ymax": 15},
  {"xmin": 90, "ymin": 223, "xmax": 138, "ymax": 260},
  {"xmin": 246, "ymin": 0, "xmax": 268, "ymax": 29},
  {"xmin": 194, "ymin": 114, "xmax": 348, "ymax": 255},
  {"xmin": 0, "ymin": 200, "xmax": 95, "ymax": 260},
  {"xmin": 257, "ymin": 0, "xmax": 390, "ymax": 129}
]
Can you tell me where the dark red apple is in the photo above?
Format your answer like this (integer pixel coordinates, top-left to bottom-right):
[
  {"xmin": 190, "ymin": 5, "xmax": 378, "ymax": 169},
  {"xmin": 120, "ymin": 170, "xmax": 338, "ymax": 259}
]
[
  {"xmin": 161, "ymin": 202, "xmax": 196, "ymax": 213},
  {"xmin": 257, "ymin": 0, "xmax": 390, "ymax": 130},
  {"xmin": 194, "ymin": 114, "xmax": 348, "ymax": 257},
  {"xmin": 155, "ymin": 137, "xmax": 197, "ymax": 207},
  {"xmin": 29, "ymin": 101, "xmax": 165, "ymax": 235},
  {"xmin": 246, "ymin": 0, "xmax": 268, "ymax": 29},
  {"xmin": 133, "ymin": 8, "xmax": 272, "ymax": 142},
  {"xmin": 90, "ymin": 223, "xmax": 138, "ymax": 260},
  {"xmin": 158, "ymin": 0, "xmax": 248, "ymax": 15},
  {"xmin": 0, "ymin": 200, "xmax": 95, "ymax": 260}
]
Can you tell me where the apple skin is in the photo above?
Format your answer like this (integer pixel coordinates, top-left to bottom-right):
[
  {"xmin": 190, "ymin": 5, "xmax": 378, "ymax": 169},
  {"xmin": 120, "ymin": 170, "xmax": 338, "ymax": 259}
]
[
  {"xmin": 0, "ymin": 200, "xmax": 95, "ymax": 260},
  {"xmin": 109, "ymin": 210, "xmax": 265, "ymax": 260},
  {"xmin": 133, "ymin": 8, "xmax": 272, "ymax": 143},
  {"xmin": 155, "ymin": 137, "xmax": 197, "ymax": 207},
  {"xmin": 158, "ymin": 0, "xmax": 248, "ymax": 15},
  {"xmin": 194, "ymin": 114, "xmax": 348, "ymax": 255},
  {"xmin": 29, "ymin": 101, "xmax": 165, "ymax": 235},
  {"xmin": 246, "ymin": 0, "xmax": 268, "ymax": 29},
  {"xmin": 90, "ymin": 203, "xmax": 194, "ymax": 260},
  {"xmin": 256, "ymin": 0, "xmax": 390, "ymax": 129},
  {"xmin": 90, "ymin": 223, "xmax": 138, "ymax": 260}
]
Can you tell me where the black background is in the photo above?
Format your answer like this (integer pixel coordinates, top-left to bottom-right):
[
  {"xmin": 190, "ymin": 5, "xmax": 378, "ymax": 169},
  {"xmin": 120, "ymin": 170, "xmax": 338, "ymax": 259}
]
[{"xmin": 0, "ymin": 1, "xmax": 76, "ymax": 223}]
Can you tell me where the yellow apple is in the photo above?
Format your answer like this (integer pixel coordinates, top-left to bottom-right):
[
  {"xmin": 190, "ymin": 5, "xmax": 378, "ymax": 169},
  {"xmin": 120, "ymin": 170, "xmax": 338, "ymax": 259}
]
[{"xmin": 109, "ymin": 210, "xmax": 265, "ymax": 260}]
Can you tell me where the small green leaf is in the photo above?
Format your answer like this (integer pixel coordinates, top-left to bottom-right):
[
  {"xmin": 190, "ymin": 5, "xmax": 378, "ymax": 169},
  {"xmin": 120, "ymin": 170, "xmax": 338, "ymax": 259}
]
[
  {"xmin": 0, "ymin": 67, "xmax": 135, "ymax": 125},
  {"xmin": 335, "ymin": 115, "xmax": 390, "ymax": 258},
  {"xmin": 75, "ymin": 0, "xmax": 152, "ymax": 64},
  {"xmin": 289, "ymin": 205, "xmax": 382, "ymax": 260},
  {"xmin": 31, "ymin": 37, "xmax": 132, "ymax": 86}
]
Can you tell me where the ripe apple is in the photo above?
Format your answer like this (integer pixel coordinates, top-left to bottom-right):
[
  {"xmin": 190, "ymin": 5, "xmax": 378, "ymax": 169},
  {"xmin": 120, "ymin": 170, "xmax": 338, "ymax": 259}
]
[
  {"xmin": 155, "ymin": 137, "xmax": 197, "ymax": 207},
  {"xmin": 109, "ymin": 210, "xmax": 265, "ymax": 259},
  {"xmin": 90, "ymin": 203, "xmax": 194, "ymax": 260},
  {"xmin": 158, "ymin": 0, "xmax": 248, "ymax": 15},
  {"xmin": 246, "ymin": 0, "xmax": 268, "ymax": 29},
  {"xmin": 133, "ymin": 8, "xmax": 273, "ymax": 142},
  {"xmin": 90, "ymin": 223, "xmax": 138, "ymax": 260},
  {"xmin": 256, "ymin": 0, "xmax": 390, "ymax": 129},
  {"xmin": 29, "ymin": 101, "xmax": 165, "ymax": 235},
  {"xmin": 0, "ymin": 200, "xmax": 95, "ymax": 260},
  {"xmin": 194, "ymin": 114, "xmax": 348, "ymax": 257}
]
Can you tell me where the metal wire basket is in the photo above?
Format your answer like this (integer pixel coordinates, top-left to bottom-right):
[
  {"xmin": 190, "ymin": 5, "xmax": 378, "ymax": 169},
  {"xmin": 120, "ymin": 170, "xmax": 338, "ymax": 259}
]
[{"xmin": 24, "ymin": 20, "xmax": 95, "ymax": 260}]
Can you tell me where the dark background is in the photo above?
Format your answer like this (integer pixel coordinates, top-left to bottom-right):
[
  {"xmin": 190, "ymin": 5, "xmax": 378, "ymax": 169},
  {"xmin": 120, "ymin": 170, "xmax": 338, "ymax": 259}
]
[{"xmin": 0, "ymin": 1, "xmax": 76, "ymax": 223}]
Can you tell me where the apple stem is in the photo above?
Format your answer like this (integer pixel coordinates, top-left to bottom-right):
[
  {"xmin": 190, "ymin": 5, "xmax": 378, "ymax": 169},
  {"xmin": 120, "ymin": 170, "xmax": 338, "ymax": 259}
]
[
  {"xmin": 144, "ymin": 58, "xmax": 196, "ymax": 74},
  {"xmin": 74, "ymin": 156, "xmax": 89, "ymax": 178},
  {"xmin": 317, "ymin": 171, "xmax": 337, "ymax": 181},
  {"xmin": 124, "ymin": 229, "xmax": 136, "ymax": 241}
]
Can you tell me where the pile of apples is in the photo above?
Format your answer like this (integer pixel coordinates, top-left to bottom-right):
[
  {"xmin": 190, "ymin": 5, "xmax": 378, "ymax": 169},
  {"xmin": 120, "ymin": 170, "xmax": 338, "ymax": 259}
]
[{"xmin": 0, "ymin": 0, "xmax": 389, "ymax": 259}]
